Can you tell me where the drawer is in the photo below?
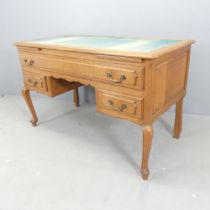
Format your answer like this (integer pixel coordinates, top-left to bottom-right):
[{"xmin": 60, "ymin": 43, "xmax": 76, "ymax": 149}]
[
  {"xmin": 20, "ymin": 53, "xmax": 144, "ymax": 90},
  {"xmin": 23, "ymin": 71, "xmax": 81, "ymax": 96},
  {"xmin": 24, "ymin": 72, "xmax": 48, "ymax": 93},
  {"xmin": 96, "ymin": 89, "xmax": 143, "ymax": 124}
]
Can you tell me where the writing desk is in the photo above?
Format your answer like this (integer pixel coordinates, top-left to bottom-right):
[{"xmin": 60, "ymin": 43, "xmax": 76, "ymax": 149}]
[{"xmin": 15, "ymin": 36, "xmax": 194, "ymax": 179}]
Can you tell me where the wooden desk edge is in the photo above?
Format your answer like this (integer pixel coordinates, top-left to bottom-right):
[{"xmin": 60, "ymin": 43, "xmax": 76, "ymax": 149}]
[{"xmin": 14, "ymin": 40, "xmax": 195, "ymax": 60}]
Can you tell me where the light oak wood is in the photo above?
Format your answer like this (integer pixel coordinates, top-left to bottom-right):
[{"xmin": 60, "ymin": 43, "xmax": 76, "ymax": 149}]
[
  {"xmin": 24, "ymin": 71, "xmax": 82, "ymax": 97},
  {"xmin": 19, "ymin": 53, "xmax": 144, "ymax": 90},
  {"xmin": 73, "ymin": 88, "xmax": 79, "ymax": 107},
  {"xmin": 141, "ymin": 125, "xmax": 153, "ymax": 180},
  {"xmin": 21, "ymin": 89, "xmax": 38, "ymax": 126},
  {"xmin": 24, "ymin": 72, "xmax": 48, "ymax": 94},
  {"xmin": 15, "ymin": 36, "xmax": 194, "ymax": 180},
  {"xmin": 96, "ymin": 89, "xmax": 143, "ymax": 124},
  {"xmin": 15, "ymin": 37, "xmax": 195, "ymax": 59},
  {"xmin": 46, "ymin": 77, "xmax": 82, "ymax": 97},
  {"xmin": 174, "ymin": 98, "xmax": 183, "ymax": 138}
]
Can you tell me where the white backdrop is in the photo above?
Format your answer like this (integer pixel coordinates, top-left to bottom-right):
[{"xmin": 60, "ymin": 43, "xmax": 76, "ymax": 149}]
[{"xmin": 0, "ymin": 0, "xmax": 209, "ymax": 115}]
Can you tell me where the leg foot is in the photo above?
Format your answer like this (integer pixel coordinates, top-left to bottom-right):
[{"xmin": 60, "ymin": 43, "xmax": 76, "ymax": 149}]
[
  {"xmin": 73, "ymin": 88, "xmax": 79, "ymax": 107},
  {"xmin": 141, "ymin": 168, "xmax": 150, "ymax": 180},
  {"xmin": 141, "ymin": 125, "xmax": 153, "ymax": 180},
  {"xmin": 173, "ymin": 98, "xmax": 183, "ymax": 139},
  {"xmin": 30, "ymin": 120, "xmax": 37, "ymax": 127},
  {"xmin": 22, "ymin": 89, "xmax": 38, "ymax": 126}
]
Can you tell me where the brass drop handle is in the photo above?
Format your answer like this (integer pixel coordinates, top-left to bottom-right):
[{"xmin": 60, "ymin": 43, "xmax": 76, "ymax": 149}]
[
  {"xmin": 24, "ymin": 58, "xmax": 34, "ymax": 66},
  {"xmin": 106, "ymin": 72, "xmax": 126, "ymax": 83},
  {"xmin": 29, "ymin": 60, "xmax": 34, "ymax": 66},
  {"xmin": 108, "ymin": 100, "xmax": 127, "ymax": 112},
  {"xmin": 27, "ymin": 79, "xmax": 38, "ymax": 87}
]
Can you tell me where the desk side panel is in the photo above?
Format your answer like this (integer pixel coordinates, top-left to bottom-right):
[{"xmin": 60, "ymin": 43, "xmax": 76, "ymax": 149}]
[{"xmin": 151, "ymin": 47, "xmax": 191, "ymax": 121}]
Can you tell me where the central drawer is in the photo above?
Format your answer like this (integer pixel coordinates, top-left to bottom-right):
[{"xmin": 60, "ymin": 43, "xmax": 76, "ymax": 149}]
[
  {"xmin": 20, "ymin": 53, "xmax": 144, "ymax": 90},
  {"xmin": 96, "ymin": 89, "xmax": 144, "ymax": 124}
]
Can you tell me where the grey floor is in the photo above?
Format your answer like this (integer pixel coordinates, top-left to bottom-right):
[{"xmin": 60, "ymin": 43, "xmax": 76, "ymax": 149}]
[{"xmin": 0, "ymin": 95, "xmax": 210, "ymax": 210}]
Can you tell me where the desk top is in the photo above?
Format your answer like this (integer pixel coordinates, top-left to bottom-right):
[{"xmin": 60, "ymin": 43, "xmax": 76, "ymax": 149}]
[{"xmin": 16, "ymin": 35, "xmax": 194, "ymax": 59}]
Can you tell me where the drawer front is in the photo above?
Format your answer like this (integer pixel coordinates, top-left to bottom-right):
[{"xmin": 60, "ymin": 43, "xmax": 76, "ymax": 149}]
[
  {"xmin": 20, "ymin": 53, "xmax": 144, "ymax": 90},
  {"xmin": 24, "ymin": 72, "xmax": 48, "ymax": 93},
  {"xmin": 96, "ymin": 89, "xmax": 143, "ymax": 123},
  {"xmin": 23, "ymin": 71, "xmax": 82, "ymax": 96}
]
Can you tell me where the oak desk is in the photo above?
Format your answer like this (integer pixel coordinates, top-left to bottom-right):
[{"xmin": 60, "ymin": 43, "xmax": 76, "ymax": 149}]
[{"xmin": 15, "ymin": 36, "xmax": 194, "ymax": 180}]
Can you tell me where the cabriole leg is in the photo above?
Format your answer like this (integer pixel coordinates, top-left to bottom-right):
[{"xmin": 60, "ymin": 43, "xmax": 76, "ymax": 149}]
[
  {"xmin": 141, "ymin": 124, "xmax": 153, "ymax": 180},
  {"xmin": 21, "ymin": 89, "xmax": 38, "ymax": 127},
  {"xmin": 173, "ymin": 98, "xmax": 183, "ymax": 139}
]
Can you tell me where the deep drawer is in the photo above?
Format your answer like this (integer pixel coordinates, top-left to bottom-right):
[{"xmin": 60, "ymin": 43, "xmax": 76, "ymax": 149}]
[{"xmin": 96, "ymin": 89, "xmax": 143, "ymax": 124}]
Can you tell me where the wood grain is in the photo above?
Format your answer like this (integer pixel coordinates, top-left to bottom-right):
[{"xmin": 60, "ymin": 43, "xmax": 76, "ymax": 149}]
[
  {"xmin": 174, "ymin": 98, "xmax": 183, "ymax": 138},
  {"xmin": 15, "ymin": 39, "xmax": 195, "ymax": 59},
  {"xmin": 15, "ymin": 37, "xmax": 194, "ymax": 180},
  {"xmin": 141, "ymin": 125, "xmax": 153, "ymax": 180},
  {"xmin": 73, "ymin": 88, "xmax": 79, "ymax": 107},
  {"xmin": 21, "ymin": 89, "xmax": 38, "ymax": 126}
]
